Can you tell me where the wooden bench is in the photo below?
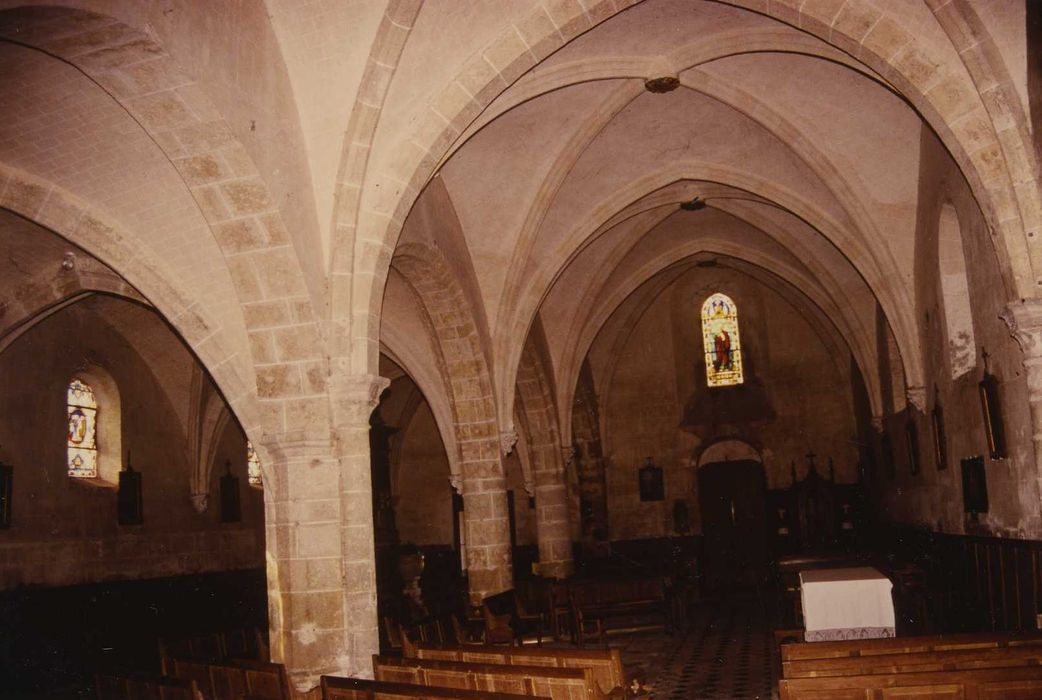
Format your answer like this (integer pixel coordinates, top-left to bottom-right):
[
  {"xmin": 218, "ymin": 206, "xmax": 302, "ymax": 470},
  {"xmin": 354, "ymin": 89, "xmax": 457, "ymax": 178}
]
[
  {"xmin": 567, "ymin": 576, "xmax": 673, "ymax": 646},
  {"xmin": 778, "ymin": 664, "xmax": 1042, "ymax": 699},
  {"xmin": 169, "ymin": 657, "xmax": 290, "ymax": 700},
  {"xmin": 408, "ymin": 641, "xmax": 643, "ymax": 696},
  {"xmin": 780, "ymin": 631, "xmax": 1042, "ymax": 662},
  {"xmin": 321, "ymin": 675, "xmax": 549, "ymax": 699},
  {"xmin": 374, "ymin": 654, "xmax": 611, "ymax": 699},
  {"xmin": 783, "ymin": 644, "xmax": 1042, "ymax": 679},
  {"xmin": 159, "ymin": 626, "xmax": 269, "ymax": 672},
  {"xmin": 95, "ymin": 673, "xmax": 198, "ymax": 700}
]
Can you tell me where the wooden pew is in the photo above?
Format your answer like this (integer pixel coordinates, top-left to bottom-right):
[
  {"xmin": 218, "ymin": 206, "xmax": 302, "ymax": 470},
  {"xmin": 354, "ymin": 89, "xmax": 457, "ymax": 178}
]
[
  {"xmin": 567, "ymin": 576, "xmax": 673, "ymax": 646},
  {"xmin": 783, "ymin": 644, "xmax": 1042, "ymax": 679},
  {"xmin": 408, "ymin": 641, "xmax": 638, "ymax": 696},
  {"xmin": 159, "ymin": 626, "xmax": 269, "ymax": 673},
  {"xmin": 95, "ymin": 673, "xmax": 198, "ymax": 700},
  {"xmin": 169, "ymin": 657, "xmax": 290, "ymax": 700},
  {"xmin": 778, "ymin": 664, "xmax": 1042, "ymax": 699},
  {"xmin": 321, "ymin": 675, "xmax": 549, "ymax": 699},
  {"xmin": 373, "ymin": 654, "xmax": 606, "ymax": 700},
  {"xmin": 780, "ymin": 631, "xmax": 1042, "ymax": 662}
]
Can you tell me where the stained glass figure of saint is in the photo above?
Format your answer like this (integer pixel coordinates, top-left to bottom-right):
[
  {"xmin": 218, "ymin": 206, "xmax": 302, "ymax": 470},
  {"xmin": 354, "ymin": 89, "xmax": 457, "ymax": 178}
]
[
  {"xmin": 67, "ymin": 378, "xmax": 98, "ymax": 477},
  {"xmin": 702, "ymin": 293, "xmax": 744, "ymax": 387},
  {"xmin": 247, "ymin": 440, "xmax": 262, "ymax": 487}
]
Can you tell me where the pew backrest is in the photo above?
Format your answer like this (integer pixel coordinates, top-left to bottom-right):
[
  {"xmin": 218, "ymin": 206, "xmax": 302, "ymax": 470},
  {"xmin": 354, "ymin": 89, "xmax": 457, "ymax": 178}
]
[
  {"xmin": 321, "ymin": 675, "xmax": 551, "ymax": 700},
  {"xmin": 374, "ymin": 655, "xmax": 596, "ymax": 700},
  {"xmin": 783, "ymin": 644, "xmax": 1042, "ymax": 679},
  {"xmin": 169, "ymin": 657, "xmax": 289, "ymax": 700},
  {"xmin": 95, "ymin": 673, "xmax": 199, "ymax": 700},
  {"xmin": 413, "ymin": 642, "xmax": 625, "ymax": 694},
  {"xmin": 778, "ymin": 664, "xmax": 1042, "ymax": 700},
  {"xmin": 780, "ymin": 631, "xmax": 1042, "ymax": 662}
]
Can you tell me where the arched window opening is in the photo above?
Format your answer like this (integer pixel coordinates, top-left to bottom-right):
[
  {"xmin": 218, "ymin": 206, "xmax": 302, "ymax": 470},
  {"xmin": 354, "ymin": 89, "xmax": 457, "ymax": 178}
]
[
  {"xmin": 938, "ymin": 203, "xmax": 976, "ymax": 379},
  {"xmin": 246, "ymin": 440, "xmax": 262, "ymax": 488},
  {"xmin": 66, "ymin": 368, "xmax": 122, "ymax": 484},
  {"xmin": 702, "ymin": 293, "xmax": 744, "ymax": 387},
  {"xmin": 67, "ymin": 378, "xmax": 98, "ymax": 478}
]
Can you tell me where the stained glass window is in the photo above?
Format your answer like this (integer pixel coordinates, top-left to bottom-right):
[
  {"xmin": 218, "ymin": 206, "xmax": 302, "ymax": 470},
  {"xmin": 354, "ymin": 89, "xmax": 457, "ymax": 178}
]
[
  {"xmin": 67, "ymin": 378, "xmax": 98, "ymax": 477},
  {"xmin": 702, "ymin": 293, "xmax": 744, "ymax": 387},
  {"xmin": 247, "ymin": 440, "xmax": 262, "ymax": 487}
]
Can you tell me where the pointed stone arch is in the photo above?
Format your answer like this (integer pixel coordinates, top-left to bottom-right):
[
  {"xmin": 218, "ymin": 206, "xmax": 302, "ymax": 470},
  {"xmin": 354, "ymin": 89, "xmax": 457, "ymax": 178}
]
[
  {"xmin": 0, "ymin": 164, "xmax": 261, "ymax": 434},
  {"xmin": 0, "ymin": 5, "xmax": 326, "ymax": 437},
  {"xmin": 390, "ymin": 242, "xmax": 512, "ymax": 602},
  {"xmin": 515, "ymin": 324, "xmax": 573, "ymax": 578}
]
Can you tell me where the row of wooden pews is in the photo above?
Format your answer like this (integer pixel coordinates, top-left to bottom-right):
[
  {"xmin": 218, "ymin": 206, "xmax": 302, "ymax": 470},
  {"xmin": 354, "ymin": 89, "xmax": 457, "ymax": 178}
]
[
  {"xmin": 317, "ymin": 641, "xmax": 646, "ymax": 700},
  {"xmin": 101, "ymin": 634, "xmax": 640, "ymax": 699},
  {"xmin": 778, "ymin": 631, "xmax": 1042, "ymax": 699}
]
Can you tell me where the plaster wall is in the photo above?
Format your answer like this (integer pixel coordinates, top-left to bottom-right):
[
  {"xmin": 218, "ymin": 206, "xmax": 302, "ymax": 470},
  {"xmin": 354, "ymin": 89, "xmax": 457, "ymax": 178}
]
[
  {"xmin": 394, "ymin": 400, "xmax": 454, "ymax": 547},
  {"xmin": 877, "ymin": 126, "xmax": 1040, "ymax": 538},
  {"xmin": 0, "ymin": 296, "xmax": 263, "ymax": 590}
]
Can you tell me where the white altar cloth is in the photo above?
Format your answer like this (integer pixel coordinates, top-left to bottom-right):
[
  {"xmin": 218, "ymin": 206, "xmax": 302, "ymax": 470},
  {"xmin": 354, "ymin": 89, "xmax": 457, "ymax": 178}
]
[{"xmin": 800, "ymin": 566, "xmax": 895, "ymax": 642}]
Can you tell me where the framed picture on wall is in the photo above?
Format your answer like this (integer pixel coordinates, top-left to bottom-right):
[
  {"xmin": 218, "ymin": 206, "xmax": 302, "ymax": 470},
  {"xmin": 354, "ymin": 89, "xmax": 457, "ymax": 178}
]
[
  {"xmin": 960, "ymin": 456, "xmax": 988, "ymax": 516},
  {"xmin": 639, "ymin": 458, "xmax": 664, "ymax": 501},
  {"xmin": 117, "ymin": 458, "xmax": 143, "ymax": 526},
  {"xmin": 880, "ymin": 432, "xmax": 895, "ymax": 479},
  {"xmin": 932, "ymin": 399, "xmax": 947, "ymax": 471},
  {"xmin": 978, "ymin": 373, "xmax": 1007, "ymax": 459},
  {"xmin": 0, "ymin": 459, "xmax": 11, "ymax": 529},
  {"xmin": 905, "ymin": 419, "xmax": 920, "ymax": 476}
]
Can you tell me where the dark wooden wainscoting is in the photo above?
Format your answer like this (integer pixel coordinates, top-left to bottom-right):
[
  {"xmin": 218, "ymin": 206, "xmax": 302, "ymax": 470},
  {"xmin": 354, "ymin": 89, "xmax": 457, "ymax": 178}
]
[
  {"xmin": 884, "ymin": 527, "xmax": 1042, "ymax": 634},
  {"xmin": 0, "ymin": 568, "xmax": 267, "ymax": 698}
]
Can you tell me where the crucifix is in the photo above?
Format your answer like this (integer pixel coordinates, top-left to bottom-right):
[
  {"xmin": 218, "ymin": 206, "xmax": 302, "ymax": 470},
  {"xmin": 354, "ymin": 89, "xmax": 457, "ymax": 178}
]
[{"xmin": 805, "ymin": 450, "xmax": 817, "ymax": 473}]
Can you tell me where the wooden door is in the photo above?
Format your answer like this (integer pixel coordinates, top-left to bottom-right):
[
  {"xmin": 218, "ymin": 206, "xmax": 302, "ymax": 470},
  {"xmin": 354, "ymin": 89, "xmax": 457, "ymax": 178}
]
[{"xmin": 698, "ymin": 460, "xmax": 768, "ymax": 591}]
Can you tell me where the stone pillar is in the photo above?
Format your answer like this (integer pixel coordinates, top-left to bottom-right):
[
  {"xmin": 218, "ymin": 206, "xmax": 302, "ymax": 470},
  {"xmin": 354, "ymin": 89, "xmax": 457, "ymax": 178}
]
[
  {"xmin": 1002, "ymin": 300, "xmax": 1042, "ymax": 508},
  {"xmin": 263, "ymin": 373, "xmax": 386, "ymax": 695},
  {"xmin": 332, "ymin": 374, "xmax": 389, "ymax": 680},
  {"xmin": 461, "ymin": 428, "xmax": 513, "ymax": 605},
  {"xmin": 532, "ymin": 439, "xmax": 574, "ymax": 579}
]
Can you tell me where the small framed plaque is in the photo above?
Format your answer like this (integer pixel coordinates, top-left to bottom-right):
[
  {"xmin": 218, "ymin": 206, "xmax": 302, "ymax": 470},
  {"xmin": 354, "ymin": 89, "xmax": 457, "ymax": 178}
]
[{"xmin": 638, "ymin": 458, "xmax": 664, "ymax": 501}]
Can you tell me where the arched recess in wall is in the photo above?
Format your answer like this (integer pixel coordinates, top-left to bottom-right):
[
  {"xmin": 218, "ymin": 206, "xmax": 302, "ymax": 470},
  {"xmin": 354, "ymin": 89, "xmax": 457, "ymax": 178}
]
[
  {"xmin": 697, "ymin": 438, "xmax": 761, "ymax": 468},
  {"xmin": 67, "ymin": 366, "xmax": 122, "ymax": 486},
  {"xmin": 938, "ymin": 203, "xmax": 977, "ymax": 379}
]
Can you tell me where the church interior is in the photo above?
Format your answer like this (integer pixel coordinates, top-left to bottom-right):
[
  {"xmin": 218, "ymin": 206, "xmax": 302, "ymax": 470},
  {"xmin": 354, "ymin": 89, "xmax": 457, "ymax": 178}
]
[{"xmin": 1, "ymin": 1, "xmax": 1042, "ymax": 698}]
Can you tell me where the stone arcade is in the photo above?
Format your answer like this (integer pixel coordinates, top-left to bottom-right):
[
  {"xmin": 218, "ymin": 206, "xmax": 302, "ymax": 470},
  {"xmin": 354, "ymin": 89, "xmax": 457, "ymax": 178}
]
[{"xmin": 0, "ymin": 1, "xmax": 1041, "ymax": 698}]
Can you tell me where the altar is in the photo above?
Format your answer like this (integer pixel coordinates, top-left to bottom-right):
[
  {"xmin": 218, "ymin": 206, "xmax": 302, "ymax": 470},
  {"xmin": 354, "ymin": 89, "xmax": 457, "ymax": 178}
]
[{"xmin": 799, "ymin": 566, "xmax": 895, "ymax": 642}]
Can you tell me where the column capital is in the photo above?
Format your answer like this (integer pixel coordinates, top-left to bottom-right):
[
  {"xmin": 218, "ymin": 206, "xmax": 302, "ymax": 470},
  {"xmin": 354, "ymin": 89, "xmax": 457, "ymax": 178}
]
[
  {"xmin": 906, "ymin": 385, "xmax": 927, "ymax": 413},
  {"xmin": 330, "ymin": 373, "xmax": 390, "ymax": 427},
  {"xmin": 449, "ymin": 471, "xmax": 463, "ymax": 495},
  {"xmin": 333, "ymin": 372, "xmax": 391, "ymax": 410},
  {"xmin": 870, "ymin": 415, "xmax": 884, "ymax": 432},
  {"xmin": 500, "ymin": 429, "xmax": 519, "ymax": 456},
  {"xmin": 1002, "ymin": 299, "xmax": 1042, "ymax": 360},
  {"xmin": 561, "ymin": 445, "xmax": 576, "ymax": 466}
]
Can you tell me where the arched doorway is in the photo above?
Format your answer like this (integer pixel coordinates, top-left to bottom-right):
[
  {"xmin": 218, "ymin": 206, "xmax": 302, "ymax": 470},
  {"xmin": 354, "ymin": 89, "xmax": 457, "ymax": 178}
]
[{"xmin": 697, "ymin": 440, "xmax": 768, "ymax": 592}]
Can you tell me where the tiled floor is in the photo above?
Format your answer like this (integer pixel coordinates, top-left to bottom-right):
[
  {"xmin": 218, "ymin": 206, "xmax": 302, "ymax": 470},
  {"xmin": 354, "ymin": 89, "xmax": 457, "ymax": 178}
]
[{"xmin": 609, "ymin": 595, "xmax": 779, "ymax": 699}]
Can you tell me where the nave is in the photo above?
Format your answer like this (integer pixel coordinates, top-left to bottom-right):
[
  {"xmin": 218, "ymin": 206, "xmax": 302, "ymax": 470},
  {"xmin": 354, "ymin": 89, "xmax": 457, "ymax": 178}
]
[{"xmin": 1, "ymin": 1, "xmax": 1041, "ymax": 697}]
